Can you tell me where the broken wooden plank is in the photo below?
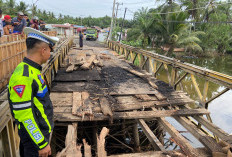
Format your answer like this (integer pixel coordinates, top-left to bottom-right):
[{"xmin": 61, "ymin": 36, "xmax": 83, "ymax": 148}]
[
  {"xmin": 99, "ymin": 97, "xmax": 113, "ymax": 121},
  {"xmin": 81, "ymin": 54, "xmax": 96, "ymax": 70},
  {"xmin": 54, "ymin": 106, "xmax": 102, "ymax": 113},
  {"xmin": 195, "ymin": 115, "xmax": 232, "ymax": 144},
  {"xmin": 109, "ymin": 91, "xmax": 163, "ymax": 96},
  {"xmin": 72, "ymin": 92, "xmax": 82, "ymax": 115},
  {"xmin": 100, "ymin": 54, "xmax": 111, "ymax": 60},
  {"xmin": 107, "ymin": 148, "xmax": 211, "ymax": 157},
  {"xmin": 153, "ymin": 90, "xmax": 167, "ymax": 100},
  {"xmin": 155, "ymin": 98, "xmax": 194, "ymax": 107},
  {"xmin": 148, "ymin": 79, "xmax": 158, "ymax": 90},
  {"xmin": 57, "ymin": 123, "xmax": 82, "ymax": 157},
  {"xmin": 93, "ymin": 59, "xmax": 100, "ymax": 65},
  {"xmin": 113, "ymin": 102, "xmax": 155, "ymax": 111},
  {"xmin": 66, "ymin": 64, "xmax": 75, "ymax": 73},
  {"xmin": 96, "ymin": 55, "xmax": 104, "ymax": 67},
  {"xmin": 183, "ymin": 105, "xmax": 232, "ymax": 144},
  {"xmin": 122, "ymin": 67, "xmax": 158, "ymax": 89},
  {"xmin": 113, "ymin": 99, "xmax": 194, "ymax": 111},
  {"xmin": 152, "ymin": 107, "xmax": 200, "ymax": 157},
  {"xmin": 75, "ymin": 145, "xmax": 83, "ymax": 157},
  {"xmin": 74, "ymin": 52, "xmax": 86, "ymax": 65},
  {"xmin": 77, "ymin": 92, "xmax": 94, "ymax": 120},
  {"xmin": 83, "ymin": 139, "xmax": 92, "ymax": 157},
  {"xmin": 97, "ymin": 127, "xmax": 109, "ymax": 157},
  {"xmin": 173, "ymin": 115, "xmax": 223, "ymax": 153},
  {"xmin": 54, "ymin": 109, "xmax": 210, "ymax": 121},
  {"xmin": 113, "ymin": 109, "xmax": 209, "ymax": 119},
  {"xmin": 137, "ymin": 119, "xmax": 165, "ymax": 151},
  {"xmin": 134, "ymin": 95, "xmax": 152, "ymax": 101}
]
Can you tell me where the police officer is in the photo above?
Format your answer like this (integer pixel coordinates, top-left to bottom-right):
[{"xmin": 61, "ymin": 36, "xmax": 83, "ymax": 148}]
[{"xmin": 8, "ymin": 27, "xmax": 59, "ymax": 157}]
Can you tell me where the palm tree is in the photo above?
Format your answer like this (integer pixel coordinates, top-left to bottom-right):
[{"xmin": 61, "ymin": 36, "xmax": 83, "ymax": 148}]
[
  {"xmin": 134, "ymin": 7, "xmax": 155, "ymax": 47},
  {"xmin": 16, "ymin": 1, "xmax": 28, "ymax": 14},
  {"xmin": 170, "ymin": 26, "xmax": 205, "ymax": 55},
  {"xmin": 59, "ymin": 13, "xmax": 63, "ymax": 19},
  {"xmin": 0, "ymin": 0, "xmax": 6, "ymax": 11},
  {"xmin": 5, "ymin": 0, "xmax": 16, "ymax": 15}
]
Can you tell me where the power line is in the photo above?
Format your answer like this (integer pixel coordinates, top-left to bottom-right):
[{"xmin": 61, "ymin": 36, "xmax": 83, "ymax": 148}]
[
  {"xmin": 122, "ymin": 0, "xmax": 154, "ymax": 5},
  {"xmin": 152, "ymin": 19, "xmax": 232, "ymax": 24},
  {"xmin": 126, "ymin": 1, "xmax": 232, "ymax": 15}
]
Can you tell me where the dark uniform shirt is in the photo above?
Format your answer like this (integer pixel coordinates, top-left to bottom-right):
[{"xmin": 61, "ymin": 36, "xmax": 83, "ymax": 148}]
[
  {"xmin": 12, "ymin": 17, "xmax": 26, "ymax": 33},
  {"xmin": 8, "ymin": 57, "xmax": 54, "ymax": 150}
]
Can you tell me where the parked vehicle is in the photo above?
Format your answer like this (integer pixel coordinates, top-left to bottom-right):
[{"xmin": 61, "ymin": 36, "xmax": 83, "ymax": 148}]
[{"xmin": 86, "ymin": 29, "xmax": 98, "ymax": 40}]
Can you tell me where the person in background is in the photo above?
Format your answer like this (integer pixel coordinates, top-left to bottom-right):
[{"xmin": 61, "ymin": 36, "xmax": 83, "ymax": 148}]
[
  {"xmin": 3, "ymin": 15, "xmax": 12, "ymax": 27},
  {"xmin": 39, "ymin": 19, "xmax": 46, "ymax": 31},
  {"xmin": 12, "ymin": 11, "xmax": 26, "ymax": 34},
  {"xmin": 31, "ymin": 16, "xmax": 39, "ymax": 30},
  {"xmin": 3, "ymin": 15, "xmax": 14, "ymax": 35},
  {"xmin": 24, "ymin": 14, "xmax": 31, "ymax": 27},
  {"xmin": 79, "ymin": 29, "xmax": 84, "ymax": 49},
  {"xmin": 0, "ymin": 9, "xmax": 4, "ymax": 36}
]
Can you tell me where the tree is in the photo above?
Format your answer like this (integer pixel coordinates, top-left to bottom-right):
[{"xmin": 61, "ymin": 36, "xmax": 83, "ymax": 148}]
[
  {"xmin": 133, "ymin": 7, "xmax": 155, "ymax": 47},
  {"xmin": 16, "ymin": 1, "xmax": 28, "ymax": 14},
  {"xmin": 5, "ymin": 0, "xmax": 16, "ymax": 15}
]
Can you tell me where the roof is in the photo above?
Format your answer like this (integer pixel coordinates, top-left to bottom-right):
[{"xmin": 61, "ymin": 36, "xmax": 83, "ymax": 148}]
[
  {"xmin": 73, "ymin": 25, "xmax": 85, "ymax": 28},
  {"xmin": 52, "ymin": 24, "xmax": 72, "ymax": 28}
]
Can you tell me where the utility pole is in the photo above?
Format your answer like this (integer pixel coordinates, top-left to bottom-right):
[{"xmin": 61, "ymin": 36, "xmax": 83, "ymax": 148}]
[
  {"xmin": 119, "ymin": 7, "xmax": 127, "ymax": 42},
  {"xmin": 114, "ymin": 2, "xmax": 123, "ymax": 28},
  {"xmin": 32, "ymin": 0, "xmax": 39, "ymax": 17},
  {"xmin": 108, "ymin": 0, "xmax": 116, "ymax": 40}
]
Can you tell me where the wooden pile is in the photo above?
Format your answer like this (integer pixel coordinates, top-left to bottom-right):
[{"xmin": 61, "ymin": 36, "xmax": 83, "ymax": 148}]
[
  {"xmin": 57, "ymin": 125, "xmax": 109, "ymax": 157},
  {"xmin": 66, "ymin": 50, "xmax": 104, "ymax": 73}
]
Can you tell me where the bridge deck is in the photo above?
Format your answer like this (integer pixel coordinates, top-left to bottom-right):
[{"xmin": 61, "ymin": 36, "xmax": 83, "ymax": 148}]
[
  {"xmin": 50, "ymin": 42, "xmax": 230, "ymax": 157},
  {"xmin": 51, "ymin": 45, "xmax": 197, "ymax": 122}
]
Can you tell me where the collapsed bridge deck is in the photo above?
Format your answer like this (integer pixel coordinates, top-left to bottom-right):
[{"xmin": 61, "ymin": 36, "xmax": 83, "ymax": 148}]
[{"xmin": 49, "ymin": 40, "xmax": 231, "ymax": 157}]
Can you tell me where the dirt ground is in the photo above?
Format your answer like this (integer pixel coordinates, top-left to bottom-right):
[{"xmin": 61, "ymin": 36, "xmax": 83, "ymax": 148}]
[{"xmin": 74, "ymin": 38, "xmax": 107, "ymax": 48}]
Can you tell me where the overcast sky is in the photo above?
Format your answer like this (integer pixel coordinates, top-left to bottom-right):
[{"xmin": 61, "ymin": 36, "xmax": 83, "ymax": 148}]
[{"xmin": 15, "ymin": 0, "xmax": 162, "ymax": 19}]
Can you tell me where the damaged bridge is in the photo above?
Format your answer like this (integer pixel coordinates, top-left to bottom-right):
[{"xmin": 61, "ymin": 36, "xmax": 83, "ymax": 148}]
[{"xmin": 0, "ymin": 36, "xmax": 232, "ymax": 157}]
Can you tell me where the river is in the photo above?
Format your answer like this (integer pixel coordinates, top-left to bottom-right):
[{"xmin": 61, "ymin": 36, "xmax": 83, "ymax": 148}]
[{"xmin": 178, "ymin": 56, "xmax": 232, "ymax": 134}]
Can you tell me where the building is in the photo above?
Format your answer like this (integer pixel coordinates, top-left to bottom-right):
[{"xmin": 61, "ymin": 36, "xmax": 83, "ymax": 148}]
[{"xmin": 52, "ymin": 23, "xmax": 73, "ymax": 36}]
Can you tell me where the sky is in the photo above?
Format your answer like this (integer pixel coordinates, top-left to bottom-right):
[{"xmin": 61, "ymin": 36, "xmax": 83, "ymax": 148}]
[{"xmin": 15, "ymin": 0, "xmax": 162, "ymax": 19}]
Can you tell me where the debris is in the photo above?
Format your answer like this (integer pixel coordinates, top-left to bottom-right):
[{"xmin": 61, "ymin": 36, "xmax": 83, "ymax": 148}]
[
  {"xmin": 81, "ymin": 54, "xmax": 96, "ymax": 70},
  {"xmin": 66, "ymin": 64, "xmax": 75, "ymax": 73},
  {"xmin": 97, "ymin": 127, "xmax": 109, "ymax": 157},
  {"xmin": 99, "ymin": 97, "xmax": 113, "ymax": 122}
]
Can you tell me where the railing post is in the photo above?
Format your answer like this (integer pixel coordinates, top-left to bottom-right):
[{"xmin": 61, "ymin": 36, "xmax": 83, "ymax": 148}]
[{"xmin": 171, "ymin": 67, "xmax": 177, "ymax": 88}]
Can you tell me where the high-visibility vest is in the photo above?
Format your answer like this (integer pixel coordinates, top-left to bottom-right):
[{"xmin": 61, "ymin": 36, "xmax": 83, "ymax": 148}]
[{"xmin": 8, "ymin": 57, "xmax": 54, "ymax": 150}]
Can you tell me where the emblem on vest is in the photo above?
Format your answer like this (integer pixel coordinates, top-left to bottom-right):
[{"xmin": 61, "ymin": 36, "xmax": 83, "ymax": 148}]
[{"xmin": 13, "ymin": 85, "xmax": 26, "ymax": 98}]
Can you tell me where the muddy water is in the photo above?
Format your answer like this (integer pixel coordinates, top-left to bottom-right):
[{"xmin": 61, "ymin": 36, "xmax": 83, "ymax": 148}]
[
  {"xmin": 178, "ymin": 56, "xmax": 232, "ymax": 134},
  {"xmin": 156, "ymin": 55, "xmax": 232, "ymax": 134}
]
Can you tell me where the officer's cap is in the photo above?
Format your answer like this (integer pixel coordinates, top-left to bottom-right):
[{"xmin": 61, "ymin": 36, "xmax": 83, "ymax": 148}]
[{"xmin": 24, "ymin": 27, "xmax": 59, "ymax": 47}]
